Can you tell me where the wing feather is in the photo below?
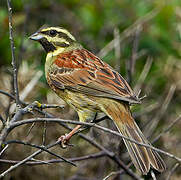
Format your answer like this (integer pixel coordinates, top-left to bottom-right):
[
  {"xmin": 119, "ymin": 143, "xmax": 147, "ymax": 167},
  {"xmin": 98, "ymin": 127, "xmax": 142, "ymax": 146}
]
[{"xmin": 48, "ymin": 49, "xmax": 141, "ymax": 104}]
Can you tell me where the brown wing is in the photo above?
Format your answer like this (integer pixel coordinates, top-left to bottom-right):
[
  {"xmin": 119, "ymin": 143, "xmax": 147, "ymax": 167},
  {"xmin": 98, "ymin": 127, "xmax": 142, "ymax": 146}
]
[{"xmin": 48, "ymin": 49, "xmax": 140, "ymax": 104}]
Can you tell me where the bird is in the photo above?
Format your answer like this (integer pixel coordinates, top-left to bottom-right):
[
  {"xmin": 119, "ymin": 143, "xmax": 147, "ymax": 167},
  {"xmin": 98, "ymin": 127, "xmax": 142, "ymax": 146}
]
[{"xmin": 29, "ymin": 26, "xmax": 166, "ymax": 175}]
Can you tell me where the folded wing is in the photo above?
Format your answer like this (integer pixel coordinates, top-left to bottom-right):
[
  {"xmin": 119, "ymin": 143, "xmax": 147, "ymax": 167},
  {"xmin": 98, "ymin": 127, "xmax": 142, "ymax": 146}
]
[{"xmin": 48, "ymin": 51, "xmax": 140, "ymax": 104}]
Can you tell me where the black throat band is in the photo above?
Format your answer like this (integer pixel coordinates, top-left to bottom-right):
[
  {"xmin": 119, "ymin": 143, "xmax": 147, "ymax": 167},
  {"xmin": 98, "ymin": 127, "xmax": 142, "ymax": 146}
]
[{"xmin": 39, "ymin": 38, "xmax": 56, "ymax": 53}]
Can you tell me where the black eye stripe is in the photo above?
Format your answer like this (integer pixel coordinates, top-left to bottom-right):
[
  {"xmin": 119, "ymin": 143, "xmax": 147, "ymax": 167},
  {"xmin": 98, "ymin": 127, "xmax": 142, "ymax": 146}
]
[
  {"xmin": 41, "ymin": 30, "xmax": 75, "ymax": 43},
  {"xmin": 57, "ymin": 32, "xmax": 74, "ymax": 43},
  {"xmin": 41, "ymin": 30, "xmax": 57, "ymax": 37},
  {"xmin": 41, "ymin": 31, "xmax": 49, "ymax": 35}
]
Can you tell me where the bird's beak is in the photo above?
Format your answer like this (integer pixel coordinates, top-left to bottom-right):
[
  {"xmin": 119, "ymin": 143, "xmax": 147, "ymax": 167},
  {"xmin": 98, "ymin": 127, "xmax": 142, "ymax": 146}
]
[{"xmin": 29, "ymin": 32, "xmax": 43, "ymax": 41}]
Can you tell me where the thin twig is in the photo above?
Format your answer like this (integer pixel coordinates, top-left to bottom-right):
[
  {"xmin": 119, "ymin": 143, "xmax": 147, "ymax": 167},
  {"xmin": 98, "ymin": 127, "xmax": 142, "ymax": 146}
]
[
  {"xmin": 0, "ymin": 144, "xmax": 9, "ymax": 156},
  {"xmin": 133, "ymin": 102, "xmax": 159, "ymax": 119},
  {"xmin": 5, "ymin": 140, "xmax": 76, "ymax": 166},
  {"xmin": 145, "ymin": 84, "xmax": 176, "ymax": 137},
  {"xmin": 103, "ymin": 171, "xmax": 122, "ymax": 180},
  {"xmin": 0, "ymin": 114, "xmax": 5, "ymax": 125},
  {"xmin": 0, "ymin": 99, "xmax": 139, "ymax": 179},
  {"xmin": 0, "ymin": 102, "xmax": 43, "ymax": 147},
  {"xmin": 8, "ymin": 115, "xmax": 140, "ymax": 179},
  {"xmin": 166, "ymin": 163, "xmax": 179, "ymax": 180},
  {"xmin": 40, "ymin": 104, "xmax": 65, "ymax": 109},
  {"xmin": 0, "ymin": 90, "xmax": 26, "ymax": 107},
  {"xmin": 9, "ymin": 117, "xmax": 181, "ymax": 163},
  {"xmin": 151, "ymin": 170, "xmax": 157, "ymax": 180},
  {"xmin": 7, "ymin": 0, "xmax": 20, "ymax": 107},
  {"xmin": 77, "ymin": 131, "xmax": 140, "ymax": 179},
  {"xmin": 130, "ymin": 26, "xmax": 141, "ymax": 76},
  {"xmin": 26, "ymin": 122, "xmax": 36, "ymax": 136},
  {"xmin": 0, "ymin": 140, "xmax": 74, "ymax": 178},
  {"xmin": 42, "ymin": 121, "xmax": 47, "ymax": 145},
  {"xmin": 114, "ymin": 27, "xmax": 121, "ymax": 72},
  {"xmin": 30, "ymin": 158, "xmax": 51, "ymax": 165},
  {"xmin": 0, "ymin": 151, "xmax": 106, "ymax": 165},
  {"xmin": 134, "ymin": 57, "xmax": 153, "ymax": 94},
  {"xmin": 127, "ymin": 25, "xmax": 141, "ymax": 84},
  {"xmin": 152, "ymin": 115, "xmax": 181, "ymax": 143},
  {"xmin": 56, "ymin": 118, "xmax": 140, "ymax": 179},
  {"xmin": 0, "ymin": 90, "xmax": 15, "ymax": 99}
]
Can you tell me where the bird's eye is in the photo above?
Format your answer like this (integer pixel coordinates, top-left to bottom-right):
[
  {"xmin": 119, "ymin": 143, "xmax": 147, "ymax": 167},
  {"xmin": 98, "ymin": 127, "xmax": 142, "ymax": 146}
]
[{"xmin": 49, "ymin": 30, "xmax": 57, "ymax": 36}]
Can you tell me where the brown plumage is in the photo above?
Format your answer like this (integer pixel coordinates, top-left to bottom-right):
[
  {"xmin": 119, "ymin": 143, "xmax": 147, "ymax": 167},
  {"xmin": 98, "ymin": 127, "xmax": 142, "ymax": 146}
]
[{"xmin": 30, "ymin": 26, "xmax": 166, "ymax": 174}]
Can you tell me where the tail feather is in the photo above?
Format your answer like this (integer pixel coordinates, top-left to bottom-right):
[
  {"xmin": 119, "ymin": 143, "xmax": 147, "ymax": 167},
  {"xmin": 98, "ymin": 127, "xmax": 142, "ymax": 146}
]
[
  {"xmin": 122, "ymin": 124, "xmax": 150, "ymax": 174},
  {"xmin": 133, "ymin": 122, "xmax": 166, "ymax": 172},
  {"xmin": 121, "ymin": 122, "xmax": 165, "ymax": 174},
  {"xmin": 104, "ymin": 101, "xmax": 166, "ymax": 174}
]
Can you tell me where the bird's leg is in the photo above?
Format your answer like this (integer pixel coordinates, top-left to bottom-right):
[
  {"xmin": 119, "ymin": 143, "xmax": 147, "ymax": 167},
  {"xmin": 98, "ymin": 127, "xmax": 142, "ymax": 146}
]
[
  {"xmin": 59, "ymin": 112, "xmax": 97, "ymax": 148},
  {"xmin": 58, "ymin": 125, "xmax": 82, "ymax": 148}
]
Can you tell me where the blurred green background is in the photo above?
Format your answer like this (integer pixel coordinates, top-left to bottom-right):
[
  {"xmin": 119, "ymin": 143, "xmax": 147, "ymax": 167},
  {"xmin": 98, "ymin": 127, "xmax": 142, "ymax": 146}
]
[{"xmin": 0, "ymin": 0, "xmax": 181, "ymax": 179}]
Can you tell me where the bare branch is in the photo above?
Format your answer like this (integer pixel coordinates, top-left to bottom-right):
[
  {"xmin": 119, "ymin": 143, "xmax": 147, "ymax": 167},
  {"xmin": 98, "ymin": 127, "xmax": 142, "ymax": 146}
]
[
  {"xmin": 151, "ymin": 170, "xmax": 157, "ymax": 180},
  {"xmin": 1, "ymin": 110, "xmax": 140, "ymax": 179},
  {"xmin": 127, "ymin": 25, "xmax": 142, "ymax": 84},
  {"xmin": 103, "ymin": 171, "xmax": 122, "ymax": 180},
  {"xmin": 9, "ymin": 117, "xmax": 181, "ymax": 163},
  {"xmin": 0, "ymin": 114, "xmax": 5, "ymax": 125},
  {"xmin": 0, "ymin": 140, "xmax": 74, "ymax": 178},
  {"xmin": 56, "ymin": 117, "xmax": 140, "ymax": 179},
  {"xmin": 5, "ymin": 140, "xmax": 76, "ymax": 166},
  {"xmin": 145, "ymin": 84, "xmax": 176, "ymax": 137},
  {"xmin": 114, "ymin": 27, "xmax": 121, "ymax": 72},
  {"xmin": 0, "ymin": 151, "xmax": 106, "ymax": 165},
  {"xmin": 38, "ymin": 103, "xmax": 65, "ymax": 109},
  {"xmin": 42, "ymin": 121, "xmax": 47, "ymax": 145},
  {"xmin": 134, "ymin": 56, "xmax": 153, "ymax": 94},
  {"xmin": 152, "ymin": 115, "xmax": 181, "ymax": 143},
  {"xmin": 0, "ymin": 90, "xmax": 15, "ymax": 100},
  {"xmin": 166, "ymin": 163, "xmax": 180, "ymax": 180},
  {"xmin": 0, "ymin": 102, "xmax": 43, "ymax": 147},
  {"xmin": 0, "ymin": 144, "xmax": 9, "ymax": 156},
  {"xmin": 7, "ymin": 0, "xmax": 20, "ymax": 107},
  {"xmin": 30, "ymin": 158, "xmax": 51, "ymax": 165},
  {"xmin": 76, "ymin": 130, "xmax": 140, "ymax": 179}
]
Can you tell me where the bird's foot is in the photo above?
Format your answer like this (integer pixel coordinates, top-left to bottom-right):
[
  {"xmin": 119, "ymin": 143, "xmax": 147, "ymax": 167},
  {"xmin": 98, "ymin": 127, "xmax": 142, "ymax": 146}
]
[
  {"xmin": 58, "ymin": 125, "xmax": 82, "ymax": 148},
  {"xmin": 58, "ymin": 134, "xmax": 74, "ymax": 149}
]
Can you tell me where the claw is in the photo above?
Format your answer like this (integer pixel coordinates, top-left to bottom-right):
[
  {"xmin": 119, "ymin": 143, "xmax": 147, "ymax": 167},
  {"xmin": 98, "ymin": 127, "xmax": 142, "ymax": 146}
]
[
  {"xmin": 58, "ymin": 134, "xmax": 69, "ymax": 149},
  {"xmin": 58, "ymin": 125, "xmax": 82, "ymax": 148}
]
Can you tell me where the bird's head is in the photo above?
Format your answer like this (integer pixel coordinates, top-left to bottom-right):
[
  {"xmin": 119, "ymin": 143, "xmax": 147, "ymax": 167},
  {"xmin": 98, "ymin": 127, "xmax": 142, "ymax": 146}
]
[{"xmin": 29, "ymin": 26, "xmax": 76, "ymax": 53}]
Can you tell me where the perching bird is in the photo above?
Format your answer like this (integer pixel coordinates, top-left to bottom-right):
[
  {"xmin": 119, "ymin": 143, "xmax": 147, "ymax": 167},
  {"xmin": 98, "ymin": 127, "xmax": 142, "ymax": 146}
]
[{"xmin": 29, "ymin": 26, "xmax": 166, "ymax": 174}]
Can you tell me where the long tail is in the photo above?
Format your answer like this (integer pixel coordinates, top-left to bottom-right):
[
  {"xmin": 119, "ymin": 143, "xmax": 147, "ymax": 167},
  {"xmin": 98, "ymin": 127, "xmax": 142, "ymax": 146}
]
[{"xmin": 104, "ymin": 101, "xmax": 166, "ymax": 175}]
